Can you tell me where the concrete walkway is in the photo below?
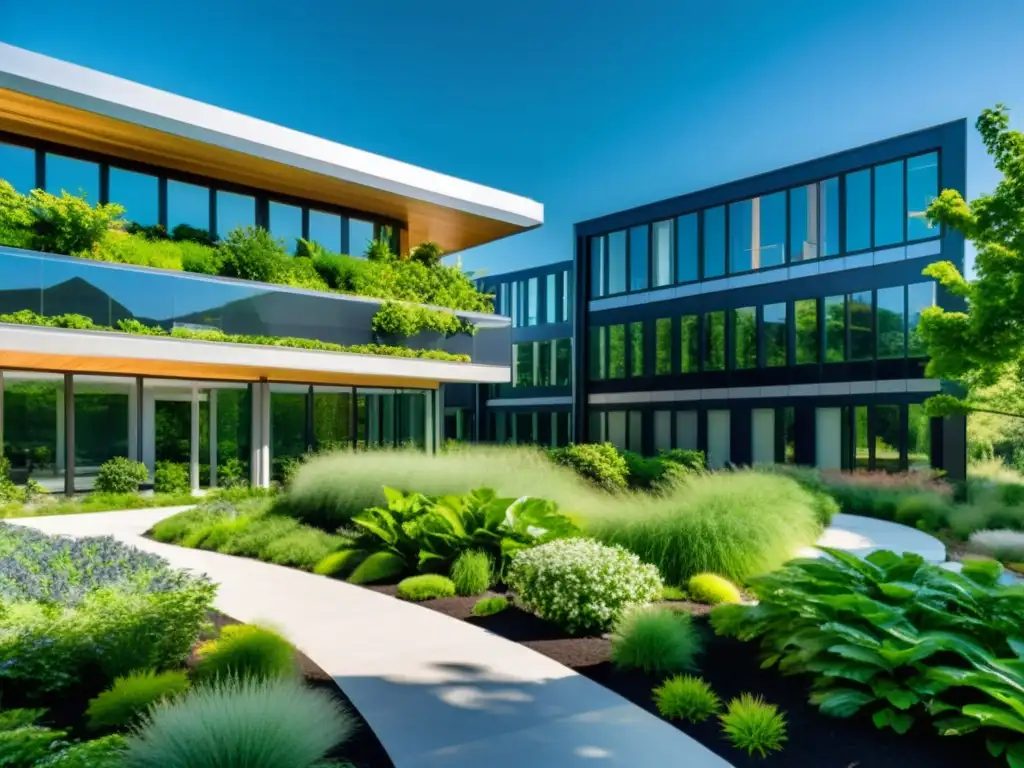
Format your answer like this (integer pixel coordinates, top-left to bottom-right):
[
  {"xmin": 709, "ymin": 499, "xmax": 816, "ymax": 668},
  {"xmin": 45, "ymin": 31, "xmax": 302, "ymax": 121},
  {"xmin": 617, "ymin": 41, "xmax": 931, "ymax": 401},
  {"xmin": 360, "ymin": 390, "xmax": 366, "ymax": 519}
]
[
  {"xmin": 11, "ymin": 509, "xmax": 733, "ymax": 768},
  {"xmin": 801, "ymin": 512, "xmax": 947, "ymax": 562}
]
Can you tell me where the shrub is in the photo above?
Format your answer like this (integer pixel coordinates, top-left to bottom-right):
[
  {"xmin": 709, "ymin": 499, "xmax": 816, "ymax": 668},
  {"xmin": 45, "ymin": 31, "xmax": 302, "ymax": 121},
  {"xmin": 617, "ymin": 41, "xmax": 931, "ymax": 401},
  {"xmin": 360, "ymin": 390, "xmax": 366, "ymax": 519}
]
[
  {"xmin": 215, "ymin": 516, "xmax": 305, "ymax": 558},
  {"xmin": 507, "ymin": 538, "xmax": 662, "ymax": 634},
  {"xmin": 0, "ymin": 722, "xmax": 67, "ymax": 765},
  {"xmin": 87, "ymin": 670, "xmax": 191, "ymax": 730},
  {"xmin": 687, "ymin": 573, "xmax": 742, "ymax": 605},
  {"xmin": 313, "ymin": 549, "xmax": 367, "ymax": 578},
  {"xmin": 719, "ymin": 694, "xmax": 787, "ymax": 758},
  {"xmin": 94, "ymin": 457, "xmax": 149, "ymax": 494},
  {"xmin": 948, "ymin": 500, "xmax": 1024, "ymax": 538},
  {"xmin": 582, "ymin": 471, "xmax": 821, "ymax": 584},
  {"xmin": 660, "ymin": 585, "xmax": 688, "ymax": 601},
  {"xmin": 29, "ymin": 189, "xmax": 124, "ymax": 255},
  {"xmin": 33, "ymin": 735, "xmax": 127, "ymax": 767},
  {"xmin": 548, "ymin": 443, "xmax": 629, "ymax": 492},
  {"xmin": 610, "ymin": 607, "xmax": 701, "ymax": 673},
  {"xmin": 153, "ymin": 461, "xmax": 190, "ymax": 495},
  {"xmin": 0, "ymin": 179, "xmax": 36, "ymax": 248},
  {"xmin": 621, "ymin": 451, "xmax": 666, "ymax": 491},
  {"xmin": 122, "ymin": 676, "xmax": 353, "ymax": 768},
  {"xmin": 450, "ymin": 550, "xmax": 493, "ymax": 596},
  {"xmin": 967, "ymin": 529, "xmax": 1024, "ymax": 562},
  {"xmin": 893, "ymin": 493, "xmax": 952, "ymax": 532},
  {"xmin": 395, "ymin": 574, "xmax": 456, "ymax": 601},
  {"xmin": 177, "ymin": 240, "xmax": 221, "ymax": 274},
  {"xmin": 658, "ymin": 449, "xmax": 706, "ymax": 473},
  {"xmin": 195, "ymin": 624, "xmax": 296, "ymax": 681},
  {"xmin": 170, "ymin": 223, "xmax": 216, "ymax": 246},
  {"xmin": 217, "ymin": 227, "xmax": 287, "ymax": 282},
  {"xmin": 258, "ymin": 528, "xmax": 348, "ymax": 571},
  {"xmin": 346, "ymin": 551, "xmax": 406, "ymax": 584},
  {"xmin": 653, "ymin": 675, "xmax": 720, "ymax": 723},
  {"xmin": 471, "ymin": 595, "xmax": 510, "ymax": 617}
]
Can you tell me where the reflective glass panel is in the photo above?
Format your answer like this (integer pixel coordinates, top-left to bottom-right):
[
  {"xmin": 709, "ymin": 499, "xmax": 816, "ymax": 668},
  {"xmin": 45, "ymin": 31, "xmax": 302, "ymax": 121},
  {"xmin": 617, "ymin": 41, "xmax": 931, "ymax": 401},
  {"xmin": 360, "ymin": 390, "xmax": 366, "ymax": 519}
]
[
  {"xmin": 729, "ymin": 199, "xmax": 753, "ymax": 274},
  {"xmin": 849, "ymin": 290, "xmax": 873, "ymax": 360},
  {"xmin": 167, "ymin": 180, "xmax": 210, "ymax": 235},
  {"xmin": 703, "ymin": 206, "xmax": 726, "ymax": 279},
  {"xmin": 876, "ymin": 285, "xmax": 905, "ymax": 358},
  {"xmin": 854, "ymin": 405, "xmax": 870, "ymax": 469},
  {"xmin": 628, "ymin": 411, "xmax": 642, "ymax": 453},
  {"xmin": 760, "ymin": 191, "xmax": 786, "ymax": 268},
  {"xmin": 795, "ymin": 298, "xmax": 818, "ymax": 364},
  {"xmin": 875, "ymin": 405, "xmax": 901, "ymax": 471},
  {"xmin": 555, "ymin": 338, "xmax": 572, "ymax": 386},
  {"xmin": 308, "ymin": 209, "xmax": 341, "ymax": 252},
  {"xmin": 820, "ymin": 177, "xmax": 840, "ymax": 256},
  {"xmin": 789, "ymin": 183, "xmax": 818, "ymax": 261},
  {"xmin": 655, "ymin": 318, "xmax": 672, "ymax": 375},
  {"xmin": 74, "ymin": 375, "xmax": 131, "ymax": 490},
  {"xmin": 588, "ymin": 327, "xmax": 606, "ymax": 380},
  {"xmin": 733, "ymin": 307, "xmax": 757, "ymax": 369},
  {"xmin": 908, "ymin": 404, "xmax": 931, "ymax": 470},
  {"xmin": 350, "ymin": 219, "xmax": 374, "ymax": 255},
  {"xmin": 824, "ymin": 295, "xmax": 845, "ymax": 362},
  {"xmin": 589, "ymin": 235, "xmax": 606, "ymax": 298},
  {"xmin": 527, "ymin": 277, "xmax": 539, "ymax": 326},
  {"xmin": 269, "ymin": 202, "xmax": 303, "ymax": 254},
  {"xmin": 0, "ymin": 141, "xmax": 35, "ymax": 193},
  {"xmin": 629, "ymin": 224, "xmax": 649, "ymax": 292},
  {"xmin": 652, "ymin": 219, "xmax": 672, "ymax": 287},
  {"xmin": 45, "ymin": 154, "xmax": 99, "ymax": 201},
  {"xmin": 608, "ymin": 324, "xmax": 626, "ymax": 379},
  {"xmin": 607, "ymin": 411, "xmax": 627, "ymax": 451},
  {"xmin": 676, "ymin": 213, "xmax": 698, "ymax": 282},
  {"xmin": 216, "ymin": 191, "xmax": 255, "ymax": 239},
  {"xmin": 538, "ymin": 340, "xmax": 552, "ymax": 386},
  {"xmin": 630, "ymin": 321, "xmax": 644, "ymax": 377},
  {"xmin": 108, "ymin": 167, "xmax": 158, "ymax": 227},
  {"xmin": 907, "ymin": 153, "xmax": 939, "ymax": 240},
  {"xmin": 764, "ymin": 302, "xmax": 787, "ymax": 367},
  {"xmin": 2, "ymin": 371, "xmax": 62, "ymax": 488},
  {"xmin": 908, "ymin": 281, "xmax": 936, "ymax": 356},
  {"xmin": 845, "ymin": 169, "xmax": 871, "ymax": 252},
  {"xmin": 608, "ymin": 230, "xmax": 627, "ymax": 294},
  {"xmin": 681, "ymin": 315, "xmax": 700, "ymax": 373},
  {"xmin": 546, "ymin": 273, "xmax": 556, "ymax": 323},
  {"xmin": 874, "ymin": 160, "xmax": 904, "ymax": 247},
  {"xmin": 704, "ymin": 311, "xmax": 725, "ymax": 371},
  {"xmin": 312, "ymin": 387, "xmax": 352, "ymax": 449},
  {"xmin": 515, "ymin": 343, "xmax": 534, "ymax": 387}
]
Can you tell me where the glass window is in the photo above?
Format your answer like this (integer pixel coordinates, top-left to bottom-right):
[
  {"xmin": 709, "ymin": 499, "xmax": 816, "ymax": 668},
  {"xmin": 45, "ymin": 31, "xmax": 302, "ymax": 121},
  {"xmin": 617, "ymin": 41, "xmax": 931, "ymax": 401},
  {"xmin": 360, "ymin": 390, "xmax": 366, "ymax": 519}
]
[
  {"xmin": 313, "ymin": 387, "xmax": 353, "ymax": 450},
  {"xmin": 510, "ymin": 281, "xmax": 519, "ymax": 327},
  {"xmin": 515, "ymin": 343, "xmax": 534, "ymax": 387},
  {"xmin": 652, "ymin": 219, "xmax": 672, "ymax": 287},
  {"xmin": 538, "ymin": 340, "xmax": 552, "ymax": 386},
  {"xmin": 216, "ymin": 191, "xmax": 255, "ymax": 239},
  {"xmin": 874, "ymin": 160, "xmax": 904, "ymax": 247},
  {"xmin": 654, "ymin": 410, "xmax": 672, "ymax": 451},
  {"xmin": 681, "ymin": 315, "xmax": 700, "ymax": 373},
  {"xmin": 703, "ymin": 206, "xmax": 725, "ymax": 279},
  {"xmin": 108, "ymin": 167, "xmax": 158, "ymax": 227},
  {"xmin": 629, "ymin": 224, "xmax": 649, "ymax": 292},
  {"xmin": 527, "ymin": 277, "xmax": 539, "ymax": 326},
  {"xmin": 876, "ymin": 286, "xmax": 906, "ymax": 358},
  {"xmin": 167, "ymin": 180, "xmax": 210, "ymax": 235},
  {"xmin": 562, "ymin": 269, "xmax": 570, "ymax": 322},
  {"xmin": 849, "ymin": 290, "xmax": 873, "ymax": 360},
  {"xmin": 630, "ymin": 321, "xmax": 644, "ymax": 377},
  {"xmin": 875, "ymin": 405, "xmax": 902, "ymax": 471},
  {"xmin": 820, "ymin": 177, "xmax": 840, "ymax": 257},
  {"xmin": 729, "ymin": 199, "xmax": 753, "ymax": 274},
  {"xmin": 789, "ymin": 183, "xmax": 818, "ymax": 261},
  {"xmin": 845, "ymin": 169, "xmax": 871, "ymax": 252},
  {"xmin": 781, "ymin": 407, "xmax": 796, "ymax": 464},
  {"xmin": 704, "ymin": 311, "xmax": 725, "ymax": 371},
  {"xmin": 269, "ymin": 202, "xmax": 303, "ymax": 254},
  {"xmin": 908, "ymin": 281, "xmax": 936, "ymax": 356},
  {"xmin": 733, "ymin": 307, "xmax": 757, "ymax": 369},
  {"xmin": 608, "ymin": 324, "xmax": 626, "ymax": 379},
  {"xmin": 555, "ymin": 338, "xmax": 572, "ymax": 386},
  {"xmin": 628, "ymin": 411, "xmax": 642, "ymax": 453},
  {"xmin": 795, "ymin": 298, "xmax": 818, "ymax": 364},
  {"xmin": 760, "ymin": 191, "xmax": 786, "ymax": 268},
  {"xmin": 854, "ymin": 406, "xmax": 870, "ymax": 470},
  {"xmin": 607, "ymin": 411, "xmax": 627, "ymax": 451},
  {"xmin": 0, "ymin": 141, "xmax": 35, "ymax": 193},
  {"xmin": 73, "ymin": 375, "xmax": 134, "ymax": 490},
  {"xmin": 589, "ymin": 235, "xmax": 606, "ymax": 299},
  {"xmin": 764, "ymin": 302, "xmax": 787, "ymax": 367},
  {"xmin": 3, "ymin": 372, "xmax": 62, "ymax": 488},
  {"xmin": 45, "ymin": 154, "xmax": 99, "ymax": 201},
  {"xmin": 655, "ymin": 318, "xmax": 672, "ymax": 375},
  {"xmin": 499, "ymin": 283, "xmax": 509, "ymax": 317},
  {"xmin": 350, "ymin": 219, "xmax": 374, "ymax": 255},
  {"xmin": 308, "ymin": 209, "xmax": 341, "ymax": 252},
  {"xmin": 824, "ymin": 295, "xmax": 845, "ymax": 362},
  {"xmin": 907, "ymin": 153, "xmax": 939, "ymax": 241},
  {"xmin": 908, "ymin": 404, "xmax": 932, "ymax": 471},
  {"xmin": 676, "ymin": 213, "xmax": 698, "ymax": 283},
  {"xmin": 588, "ymin": 411, "xmax": 605, "ymax": 443},
  {"xmin": 546, "ymin": 273, "xmax": 556, "ymax": 324},
  {"xmin": 608, "ymin": 230, "xmax": 626, "ymax": 294},
  {"xmin": 588, "ymin": 327, "xmax": 605, "ymax": 380}
]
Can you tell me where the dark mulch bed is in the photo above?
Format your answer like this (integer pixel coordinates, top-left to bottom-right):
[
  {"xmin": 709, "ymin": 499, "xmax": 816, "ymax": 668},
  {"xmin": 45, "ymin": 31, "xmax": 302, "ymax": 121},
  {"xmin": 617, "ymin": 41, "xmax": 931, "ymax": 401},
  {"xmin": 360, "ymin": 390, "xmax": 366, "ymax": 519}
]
[
  {"xmin": 208, "ymin": 612, "xmax": 395, "ymax": 768},
  {"xmin": 378, "ymin": 592, "xmax": 1000, "ymax": 768}
]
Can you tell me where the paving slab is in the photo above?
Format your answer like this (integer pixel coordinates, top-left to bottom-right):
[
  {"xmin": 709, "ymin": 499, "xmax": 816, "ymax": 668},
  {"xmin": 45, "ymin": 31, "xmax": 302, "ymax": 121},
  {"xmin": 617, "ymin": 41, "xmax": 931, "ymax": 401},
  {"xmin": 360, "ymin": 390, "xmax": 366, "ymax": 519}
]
[{"xmin": 800, "ymin": 512, "xmax": 947, "ymax": 562}]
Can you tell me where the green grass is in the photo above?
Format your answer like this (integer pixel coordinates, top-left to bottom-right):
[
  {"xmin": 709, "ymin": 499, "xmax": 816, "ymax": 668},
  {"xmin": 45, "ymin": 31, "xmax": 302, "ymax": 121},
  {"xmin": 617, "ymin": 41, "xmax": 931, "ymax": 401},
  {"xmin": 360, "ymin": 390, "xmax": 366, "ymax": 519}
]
[
  {"xmin": 610, "ymin": 607, "xmax": 702, "ymax": 674},
  {"xmin": 471, "ymin": 595, "xmax": 510, "ymax": 617},
  {"xmin": 449, "ymin": 550, "xmax": 493, "ymax": 596},
  {"xmin": 653, "ymin": 675, "xmax": 721, "ymax": 723},
  {"xmin": 86, "ymin": 670, "xmax": 190, "ymax": 731},
  {"xmin": 194, "ymin": 625, "xmax": 296, "ymax": 682},
  {"xmin": 313, "ymin": 549, "xmax": 367, "ymax": 578},
  {"xmin": 580, "ymin": 471, "xmax": 822, "ymax": 584},
  {"xmin": 1, "ymin": 492, "xmax": 196, "ymax": 519},
  {"xmin": 719, "ymin": 694, "xmax": 788, "ymax": 758},
  {"xmin": 395, "ymin": 574, "xmax": 456, "ymax": 601}
]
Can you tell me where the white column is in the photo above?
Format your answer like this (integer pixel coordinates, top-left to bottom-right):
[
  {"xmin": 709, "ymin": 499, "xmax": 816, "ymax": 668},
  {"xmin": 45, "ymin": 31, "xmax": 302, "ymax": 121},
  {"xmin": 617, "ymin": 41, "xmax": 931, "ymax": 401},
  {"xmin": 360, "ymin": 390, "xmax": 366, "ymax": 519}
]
[
  {"xmin": 142, "ymin": 389, "xmax": 156, "ymax": 475},
  {"xmin": 250, "ymin": 383, "xmax": 261, "ymax": 487},
  {"xmin": 55, "ymin": 385, "xmax": 65, "ymax": 474},
  {"xmin": 424, "ymin": 391, "xmax": 434, "ymax": 453},
  {"xmin": 190, "ymin": 387, "xmax": 200, "ymax": 493},
  {"xmin": 127, "ymin": 383, "xmax": 139, "ymax": 461},
  {"xmin": 707, "ymin": 410, "xmax": 731, "ymax": 469},
  {"xmin": 751, "ymin": 409, "xmax": 775, "ymax": 465},
  {"xmin": 258, "ymin": 382, "xmax": 270, "ymax": 487},
  {"xmin": 816, "ymin": 407, "xmax": 842, "ymax": 470},
  {"xmin": 208, "ymin": 389, "xmax": 218, "ymax": 488}
]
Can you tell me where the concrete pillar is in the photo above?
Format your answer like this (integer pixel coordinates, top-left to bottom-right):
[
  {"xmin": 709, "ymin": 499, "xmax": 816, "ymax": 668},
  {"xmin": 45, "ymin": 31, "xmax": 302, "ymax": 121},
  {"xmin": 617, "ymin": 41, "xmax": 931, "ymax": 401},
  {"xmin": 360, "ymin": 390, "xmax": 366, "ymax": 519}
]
[
  {"xmin": 250, "ymin": 383, "xmax": 261, "ymax": 487},
  {"xmin": 258, "ymin": 382, "xmax": 270, "ymax": 487},
  {"xmin": 209, "ymin": 389, "xmax": 218, "ymax": 488},
  {"xmin": 55, "ymin": 384, "xmax": 65, "ymax": 473},
  {"xmin": 63, "ymin": 374, "xmax": 74, "ymax": 496},
  {"xmin": 127, "ymin": 382, "xmax": 139, "ymax": 461},
  {"xmin": 190, "ymin": 387, "xmax": 200, "ymax": 493},
  {"xmin": 142, "ymin": 389, "xmax": 156, "ymax": 475}
]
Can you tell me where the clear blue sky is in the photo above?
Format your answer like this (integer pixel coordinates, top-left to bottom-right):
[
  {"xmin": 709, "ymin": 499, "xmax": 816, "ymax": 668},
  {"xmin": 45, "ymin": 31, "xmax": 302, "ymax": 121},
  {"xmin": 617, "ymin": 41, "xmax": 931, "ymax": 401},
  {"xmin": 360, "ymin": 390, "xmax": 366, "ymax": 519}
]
[{"xmin": 3, "ymin": 0, "xmax": 1022, "ymax": 277}]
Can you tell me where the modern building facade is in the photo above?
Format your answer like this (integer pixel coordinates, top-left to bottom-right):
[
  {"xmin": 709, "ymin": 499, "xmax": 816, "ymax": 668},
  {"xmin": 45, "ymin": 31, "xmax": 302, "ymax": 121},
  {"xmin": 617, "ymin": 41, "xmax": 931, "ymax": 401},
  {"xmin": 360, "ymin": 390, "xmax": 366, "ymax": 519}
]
[
  {"xmin": 0, "ymin": 44, "xmax": 542, "ymax": 493},
  {"xmin": 573, "ymin": 120, "xmax": 968, "ymax": 477},
  {"xmin": 444, "ymin": 261, "xmax": 574, "ymax": 446}
]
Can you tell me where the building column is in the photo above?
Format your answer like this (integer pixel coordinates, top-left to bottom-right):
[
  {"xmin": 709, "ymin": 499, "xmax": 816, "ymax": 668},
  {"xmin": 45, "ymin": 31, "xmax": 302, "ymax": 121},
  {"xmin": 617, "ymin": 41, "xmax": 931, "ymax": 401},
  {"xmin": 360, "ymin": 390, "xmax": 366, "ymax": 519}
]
[
  {"xmin": 55, "ymin": 384, "xmax": 65, "ymax": 474},
  {"xmin": 209, "ymin": 389, "xmax": 218, "ymax": 488},
  {"xmin": 190, "ymin": 387, "xmax": 200, "ymax": 493},
  {"xmin": 142, "ymin": 388, "xmax": 156, "ymax": 476},
  {"xmin": 127, "ymin": 382, "xmax": 139, "ymax": 461},
  {"xmin": 63, "ymin": 374, "xmax": 74, "ymax": 496},
  {"xmin": 250, "ymin": 383, "xmax": 261, "ymax": 487},
  {"xmin": 259, "ymin": 382, "xmax": 270, "ymax": 487}
]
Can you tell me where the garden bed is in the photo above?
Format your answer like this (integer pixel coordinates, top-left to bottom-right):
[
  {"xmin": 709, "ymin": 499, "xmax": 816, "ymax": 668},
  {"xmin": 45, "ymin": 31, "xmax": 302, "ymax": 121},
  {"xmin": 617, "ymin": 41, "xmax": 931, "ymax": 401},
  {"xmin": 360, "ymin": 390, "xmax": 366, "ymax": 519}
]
[{"xmin": 368, "ymin": 587, "xmax": 1000, "ymax": 768}]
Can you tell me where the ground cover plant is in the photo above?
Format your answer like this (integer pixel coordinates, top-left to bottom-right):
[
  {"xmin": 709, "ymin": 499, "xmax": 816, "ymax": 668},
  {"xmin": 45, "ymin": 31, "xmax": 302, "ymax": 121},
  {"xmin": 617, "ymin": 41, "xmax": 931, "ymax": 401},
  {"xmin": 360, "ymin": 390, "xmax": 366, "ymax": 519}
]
[
  {"xmin": 395, "ymin": 574, "xmax": 456, "ymax": 601},
  {"xmin": 653, "ymin": 675, "xmax": 721, "ymax": 723},
  {"xmin": 194, "ymin": 625, "xmax": 296, "ymax": 681},
  {"xmin": 719, "ymin": 694, "xmax": 788, "ymax": 758},
  {"xmin": 687, "ymin": 573, "xmax": 742, "ymax": 605},
  {"xmin": 610, "ymin": 606, "xmax": 701, "ymax": 673},
  {"xmin": 85, "ymin": 670, "xmax": 191, "ymax": 731}
]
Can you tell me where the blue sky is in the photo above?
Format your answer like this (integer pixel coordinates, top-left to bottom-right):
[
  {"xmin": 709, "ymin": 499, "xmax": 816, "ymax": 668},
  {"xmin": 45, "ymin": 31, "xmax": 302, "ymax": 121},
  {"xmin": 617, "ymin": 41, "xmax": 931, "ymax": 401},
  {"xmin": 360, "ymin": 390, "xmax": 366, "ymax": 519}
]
[{"xmin": 3, "ymin": 0, "xmax": 1022, "ymax": 277}]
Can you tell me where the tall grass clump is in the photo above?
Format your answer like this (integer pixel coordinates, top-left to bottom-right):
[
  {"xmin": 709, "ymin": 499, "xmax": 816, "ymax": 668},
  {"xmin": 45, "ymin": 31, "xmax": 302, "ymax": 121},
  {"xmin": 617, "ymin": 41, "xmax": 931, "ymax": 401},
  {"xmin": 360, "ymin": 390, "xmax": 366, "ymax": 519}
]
[
  {"xmin": 122, "ymin": 676, "xmax": 353, "ymax": 768},
  {"xmin": 966, "ymin": 529, "xmax": 1024, "ymax": 562},
  {"xmin": 284, "ymin": 445, "xmax": 607, "ymax": 530},
  {"xmin": 581, "ymin": 471, "xmax": 821, "ymax": 584},
  {"xmin": 194, "ymin": 625, "xmax": 296, "ymax": 681},
  {"xmin": 610, "ymin": 607, "xmax": 701, "ymax": 673}
]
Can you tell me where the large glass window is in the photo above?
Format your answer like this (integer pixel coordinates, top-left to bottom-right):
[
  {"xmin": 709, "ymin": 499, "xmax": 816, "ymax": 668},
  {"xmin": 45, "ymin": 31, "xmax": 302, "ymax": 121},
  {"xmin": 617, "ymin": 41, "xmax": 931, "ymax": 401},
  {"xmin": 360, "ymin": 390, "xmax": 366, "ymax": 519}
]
[
  {"xmin": 3, "ymin": 372, "xmax": 62, "ymax": 489},
  {"xmin": 313, "ymin": 387, "xmax": 353, "ymax": 450},
  {"xmin": 874, "ymin": 160, "xmax": 904, "ymax": 247},
  {"xmin": 216, "ymin": 191, "xmax": 255, "ymax": 239},
  {"xmin": 907, "ymin": 153, "xmax": 939, "ymax": 240},
  {"xmin": 729, "ymin": 199, "xmax": 753, "ymax": 274},
  {"xmin": 538, "ymin": 340, "xmax": 552, "ymax": 386},
  {"xmin": 845, "ymin": 169, "xmax": 871, "ymax": 252},
  {"xmin": 730, "ymin": 192, "xmax": 783, "ymax": 270},
  {"xmin": 270, "ymin": 202, "xmax": 303, "ymax": 254},
  {"xmin": 554, "ymin": 338, "xmax": 572, "ymax": 386},
  {"xmin": 589, "ymin": 235, "xmax": 606, "ymax": 298},
  {"xmin": 74, "ymin": 375, "xmax": 131, "ymax": 490},
  {"xmin": 789, "ymin": 183, "xmax": 818, "ymax": 261},
  {"xmin": 824, "ymin": 295, "xmax": 845, "ymax": 362},
  {"xmin": 820, "ymin": 177, "xmax": 840, "ymax": 257},
  {"xmin": 733, "ymin": 307, "xmax": 757, "ymax": 369},
  {"xmin": 875, "ymin": 404, "xmax": 901, "ymax": 471},
  {"xmin": 908, "ymin": 281, "xmax": 936, "ymax": 356},
  {"xmin": 108, "ymin": 167, "xmax": 159, "ymax": 228},
  {"xmin": 703, "ymin": 206, "xmax": 725, "ymax": 279},
  {"xmin": 607, "ymin": 411, "xmax": 627, "ymax": 451},
  {"xmin": 608, "ymin": 324, "xmax": 626, "ymax": 379},
  {"xmin": 652, "ymin": 219, "xmax": 672, "ymax": 287},
  {"xmin": 628, "ymin": 411, "xmax": 642, "ymax": 453},
  {"xmin": 764, "ymin": 302, "xmax": 787, "ymax": 367},
  {"xmin": 795, "ymin": 298, "xmax": 818, "ymax": 364},
  {"xmin": 588, "ymin": 327, "xmax": 606, "ymax": 381},
  {"xmin": 527, "ymin": 277, "xmax": 539, "ymax": 326},
  {"xmin": 350, "ymin": 219, "xmax": 374, "ymax": 255},
  {"xmin": 45, "ymin": 154, "xmax": 99, "ymax": 201},
  {"xmin": 908, "ymin": 404, "xmax": 932, "ymax": 471},
  {"xmin": 608, "ymin": 230, "xmax": 627, "ymax": 294},
  {"xmin": 0, "ymin": 141, "xmax": 35, "ymax": 193},
  {"xmin": 546, "ymin": 273, "xmax": 556, "ymax": 323},
  {"xmin": 676, "ymin": 213, "xmax": 698, "ymax": 283},
  {"xmin": 629, "ymin": 225, "xmax": 649, "ymax": 292},
  {"xmin": 849, "ymin": 290, "xmax": 873, "ymax": 360},
  {"xmin": 704, "ymin": 311, "xmax": 725, "ymax": 371},
  {"xmin": 515, "ymin": 343, "xmax": 534, "ymax": 387},
  {"xmin": 510, "ymin": 281, "xmax": 519, "ymax": 327},
  {"xmin": 681, "ymin": 315, "xmax": 700, "ymax": 373},
  {"xmin": 562, "ymin": 269, "xmax": 570, "ymax": 322},
  {"xmin": 308, "ymin": 209, "xmax": 341, "ymax": 252},
  {"xmin": 655, "ymin": 318, "xmax": 672, "ymax": 375},
  {"xmin": 630, "ymin": 321, "xmax": 644, "ymax": 377},
  {"xmin": 167, "ymin": 180, "xmax": 210, "ymax": 236},
  {"xmin": 876, "ymin": 285, "xmax": 906, "ymax": 358},
  {"xmin": 760, "ymin": 191, "xmax": 786, "ymax": 268},
  {"xmin": 854, "ymin": 406, "xmax": 870, "ymax": 469}
]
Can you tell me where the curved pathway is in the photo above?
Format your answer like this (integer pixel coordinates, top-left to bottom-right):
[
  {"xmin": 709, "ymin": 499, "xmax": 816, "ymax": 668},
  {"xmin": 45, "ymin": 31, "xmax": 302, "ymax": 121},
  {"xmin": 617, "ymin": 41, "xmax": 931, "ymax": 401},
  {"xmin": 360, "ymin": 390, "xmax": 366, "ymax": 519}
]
[
  {"xmin": 11, "ymin": 509, "xmax": 733, "ymax": 768},
  {"xmin": 801, "ymin": 512, "xmax": 947, "ymax": 562}
]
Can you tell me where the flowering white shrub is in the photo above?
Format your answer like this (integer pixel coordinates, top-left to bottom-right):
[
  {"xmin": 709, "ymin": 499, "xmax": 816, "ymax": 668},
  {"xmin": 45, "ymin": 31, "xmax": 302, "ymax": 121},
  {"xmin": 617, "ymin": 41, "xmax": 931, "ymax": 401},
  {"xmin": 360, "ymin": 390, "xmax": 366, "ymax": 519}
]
[{"xmin": 506, "ymin": 538, "xmax": 663, "ymax": 634}]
